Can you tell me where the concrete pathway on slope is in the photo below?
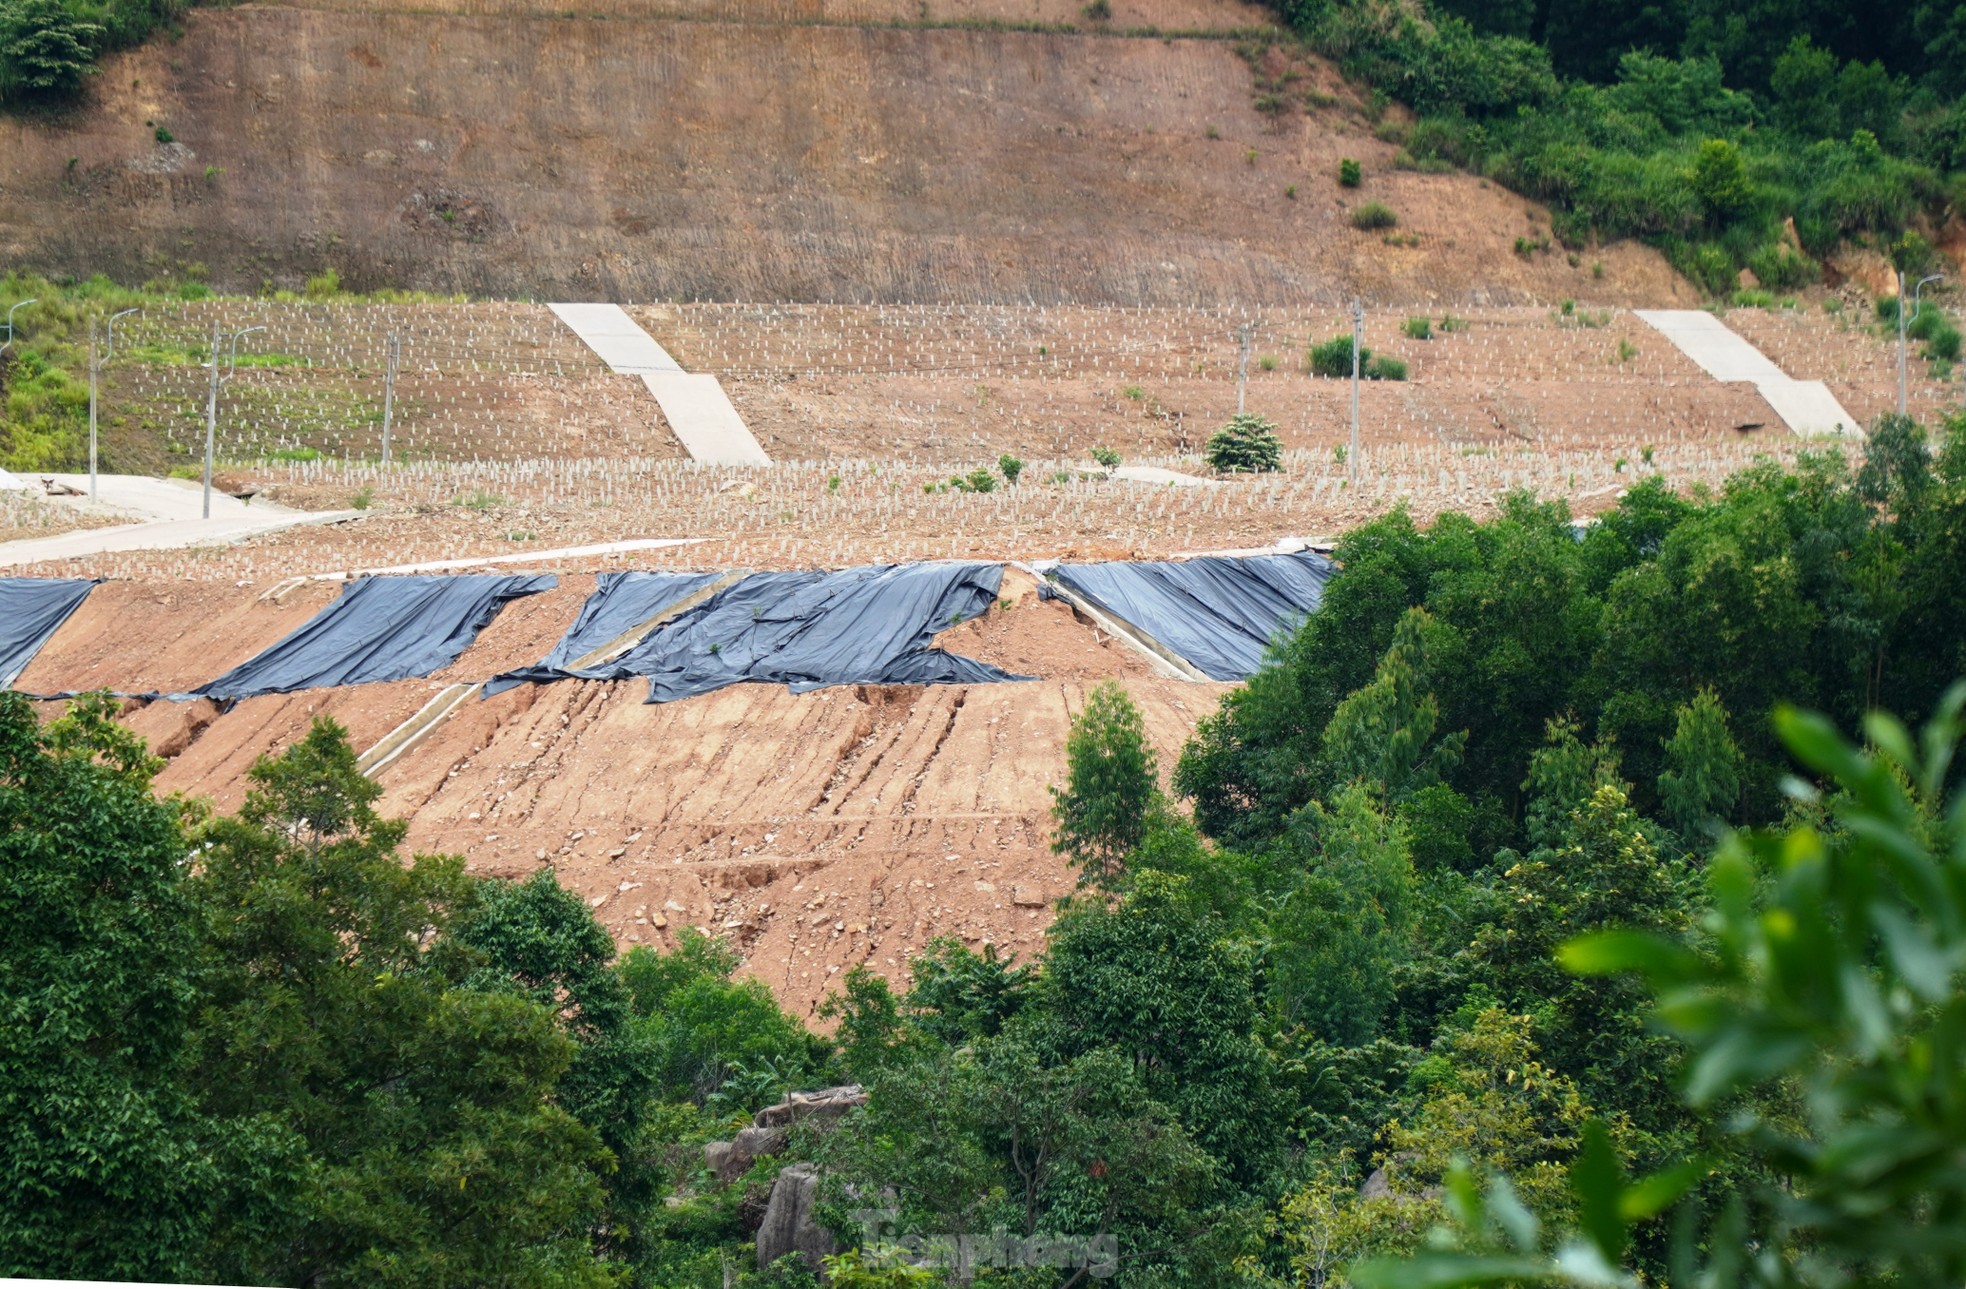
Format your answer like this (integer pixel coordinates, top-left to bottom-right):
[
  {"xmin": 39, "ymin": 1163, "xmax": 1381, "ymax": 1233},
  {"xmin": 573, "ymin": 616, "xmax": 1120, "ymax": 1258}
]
[
  {"xmin": 548, "ymin": 303, "xmax": 683, "ymax": 374},
  {"xmin": 550, "ymin": 303, "xmax": 772, "ymax": 466},
  {"xmin": 1635, "ymin": 310, "xmax": 1861, "ymax": 437},
  {"xmin": 0, "ymin": 475, "xmax": 356, "ymax": 569}
]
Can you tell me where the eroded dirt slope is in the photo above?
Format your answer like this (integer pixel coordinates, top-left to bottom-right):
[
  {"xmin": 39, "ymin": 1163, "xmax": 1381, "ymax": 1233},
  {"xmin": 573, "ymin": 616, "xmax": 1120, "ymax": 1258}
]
[
  {"xmin": 2, "ymin": 4, "xmax": 1688, "ymax": 305},
  {"xmin": 31, "ymin": 568, "xmax": 1217, "ymax": 1016}
]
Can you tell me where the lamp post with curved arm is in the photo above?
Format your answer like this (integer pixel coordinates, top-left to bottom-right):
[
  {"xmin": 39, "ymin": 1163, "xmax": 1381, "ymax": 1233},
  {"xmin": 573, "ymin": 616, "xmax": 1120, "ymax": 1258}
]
[
  {"xmin": 89, "ymin": 308, "xmax": 139, "ymax": 500},
  {"xmin": 1898, "ymin": 270, "xmax": 1945, "ymax": 417},
  {"xmin": 202, "ymin": 324, "xmax": 266, "ymax": 519},
  {"xmin": 0, "ymin": 298, "xmax": 37, "ymax": 360}
]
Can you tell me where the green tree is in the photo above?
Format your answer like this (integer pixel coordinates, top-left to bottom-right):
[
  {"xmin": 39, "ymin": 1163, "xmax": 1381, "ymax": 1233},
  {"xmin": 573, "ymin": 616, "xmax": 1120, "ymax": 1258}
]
[
  {"xmin": 0, "ymin": 0, "xmax": 101, "ymax": 102},
  {"xmin": 1655, "ymin": 687, "xmax": 1744, "ymax": 838},
  {"xmin": 619, "ymin": 928, "xmax": 822, "ymax": 1108},
  {"xmin": 1357, "ymin": 686, "xmax": 1966, "ymax": 1288},
  {"xmin": 1468, "ymin": 783, "xmax": 1691, "ymax": 1129},
  {"xmin": 0, "ymin": 694, "xmax": 268, "ymax": 1280},
  {"xmin": 1322, "ymin": 607, "xmax": 1467, "ymax": 806},
  {"xmin": 1206, "ymin": 412, "xmax": 1285, "ymax": 473},
  {"xmin": 1688, "ymin": 138, "xmax": 1754, "ymax": 221},
  {"xmin": 1052, "ymin": 680, "xmax": 1161, "ymax": 886},
  {"xmin": 459, "ymin": 870, "xmax": 666, "ymax": 1264},
  {"xmin": 1042, "ymin": 873, "xmax": 1277, "ymax": 1185},
  {"xmin": 1265, "ymin": 785, "xmax": 1417, "ymax": 1043},
  {"xmin": 184, "ymin": 719, "xmax": 617, "ymax": 1289}
]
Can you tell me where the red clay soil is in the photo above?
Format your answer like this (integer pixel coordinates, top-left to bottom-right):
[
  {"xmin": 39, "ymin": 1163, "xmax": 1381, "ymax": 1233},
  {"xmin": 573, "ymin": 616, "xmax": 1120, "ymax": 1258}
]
[
  {"xmin": 2, "ymin": 5, "xmax": 1691, "ymax": 306},
  {"xmin": 134, "ymin": 573, "xmax": 600, "ymax": 810},
  {"xmin": 32, "ymin": 565, "xmax": 1233, "ymax": 1018},
  {"xmin": 13, "ymin": 578, "xmax": 344, "ymax": 695},
  {"xmin": 375, "ymin": 668, "xmax": 1229, "ymax": 1019}
]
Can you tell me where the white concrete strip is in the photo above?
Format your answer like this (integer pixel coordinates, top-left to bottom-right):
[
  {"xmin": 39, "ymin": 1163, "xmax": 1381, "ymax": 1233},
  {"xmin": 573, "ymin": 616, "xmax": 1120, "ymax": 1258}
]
[
  {"xmin": 642, "ymin": 372, "xmax": 773, "ymax": 467},
  {"xmin": 548, "ymin": 303, "xmax": 682, "ymax": 374},
  {"xmin": 263, "ymin": 538, "xmax": 708, "ymax": 596},
  {"xmin": 1635, "ymin": 309, "xmax": 1861, "ymax": 437},
  {"xmin": 0, "ymin": 509, "xmax": 358, "ymax": 569},
  {"xmin": 1759, "ymin": 379, "xmax": 1862, "ymax": 437},
  {"xmin": 359, "ymin": 682, "xmax": 483, "ymax": 777},
  {"xmin": 1110, "ymin": 464, "xmax": 1219, "ymax": 487},
  {"xmin": 1039, "ymin": 579, "xmax": 1211, "ymax": 683},
  {"xmin": 1634, "ymin": 310, "xmax": 1789, "ymax": 383},
  {"xmin": 37, "ymin": 473, "xmax": 284, "ymax": 523},
  {"xmin": 0, "ymin": 468, "xmax": 29, "ymax": 492}
]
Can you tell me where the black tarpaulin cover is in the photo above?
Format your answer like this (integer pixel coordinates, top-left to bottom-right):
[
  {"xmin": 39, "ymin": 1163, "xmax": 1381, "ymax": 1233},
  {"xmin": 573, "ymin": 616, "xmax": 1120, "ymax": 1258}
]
[
  {"xmin": 0, "ymin": 578, "xmax": 96, "ymax": 689},
  {"xmin": 1046, "ymin": 550, "xmax": 1333, "ymax": 680},
  {"xmin": 483, "ymin": 570, "xmax": 725, "ymax": 696},
  {"xmin": 191, "ymin": 573, "xmax": 557, "ymax": 701},
  {"xmin": 580, "ymin": 562, "xmax": 1027, "ymax": 702}
]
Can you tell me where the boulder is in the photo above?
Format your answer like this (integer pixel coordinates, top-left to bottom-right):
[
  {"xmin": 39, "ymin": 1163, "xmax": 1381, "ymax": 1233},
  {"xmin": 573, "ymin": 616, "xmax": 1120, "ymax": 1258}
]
[
  {"xmin": 756, "ymin": 1163, "xmax": 836, "ymax": 1272},
  {"xmin": 703, "ymin": 1085, "xmax": 866, "ymax": 1182},
  {"xmin": 754, "ymin": 1084, "xmax": 866, "ymax": 1129},
  {"xmin": 705, "ymin": 1124, "xmax": 791, "ymax": 1183}
]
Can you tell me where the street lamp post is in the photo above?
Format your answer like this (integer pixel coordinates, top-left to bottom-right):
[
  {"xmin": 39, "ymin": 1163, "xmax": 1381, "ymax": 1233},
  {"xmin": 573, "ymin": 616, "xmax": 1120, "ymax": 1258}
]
[
  {"xmin": 1898, "ymin": 270, "xmax": 1946, "ymax": 417},
  {"xmin": 380, "ymin": 332, "xmax": 401, "ymax": 464},
  {"xmin": 1349, "ymin": 297, "xmax": 1364, "ymax": 488},
  {"xmin": 88, "ymin": 308, "xmax": 138, "ymax": 501},
  {"xmin": 0, "ymin": 298, "xmax": 37, "ymax": 360},
  {"xmin": 202, "ymin": 324, "xmax": 265, "ymax": 519}
]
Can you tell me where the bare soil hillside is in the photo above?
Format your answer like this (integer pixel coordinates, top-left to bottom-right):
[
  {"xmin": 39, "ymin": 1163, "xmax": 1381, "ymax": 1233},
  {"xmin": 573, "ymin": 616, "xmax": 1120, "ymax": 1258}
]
[{"xmin": 0, "ymin": 3, "xmax": 1692, "ymax": 304}]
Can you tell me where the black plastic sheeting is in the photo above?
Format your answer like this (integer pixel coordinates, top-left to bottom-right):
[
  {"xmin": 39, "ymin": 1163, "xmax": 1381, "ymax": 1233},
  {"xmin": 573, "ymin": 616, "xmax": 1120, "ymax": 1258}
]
[
  {"xmin": 1045, "ymin": 550, "xmax": 1333, "ymax": 680},
  {"xmin": 189, "ymin": 573, "xmax": 557, "ymax": 701},
  {"xmin": 483, "ymin": 570, "xmax": 725, "ymax": 696},
  {"xmin": 568, "ymin": 562, "xmax": 1028, "ymax": 702},
  {"xmin": 0, "ymin": 578, "xmax": 97, "ymax": 690}
]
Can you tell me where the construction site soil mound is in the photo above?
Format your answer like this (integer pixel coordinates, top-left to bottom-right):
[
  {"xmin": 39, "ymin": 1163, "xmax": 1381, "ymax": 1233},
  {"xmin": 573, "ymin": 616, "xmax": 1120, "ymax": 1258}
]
[
  {"xmin": 16, "ymin": 564, "xmax": 1221, "ymax": 1015},
  {"xmin": 940, "ymin": 569, "xmax": 1167, "ymax": 679},
  {"xmin": 371, "ymin": 670, "xmax": 1228, "ymax": 1017},
  {"xmin": 2, "ymin": 6, "xmax": 1690, "ymax": 305}
]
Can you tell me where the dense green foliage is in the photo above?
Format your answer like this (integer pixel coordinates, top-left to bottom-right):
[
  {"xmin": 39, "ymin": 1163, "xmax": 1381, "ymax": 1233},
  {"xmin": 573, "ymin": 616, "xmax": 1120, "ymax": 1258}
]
[
  {"xmin": 1355, "ymin": 686, "xmax": 1966, "ymax": 1288},
  {"xmin": 10, "ymin": 429, "xmax": 1966, "ymax": 1287},
  {"xmin": 0, "ymin": 0, "xmax": 181, "ymax": 105},
  {"xmin": 1270, "ymin": 0, "xmax": 1966, "ymax": 291}
]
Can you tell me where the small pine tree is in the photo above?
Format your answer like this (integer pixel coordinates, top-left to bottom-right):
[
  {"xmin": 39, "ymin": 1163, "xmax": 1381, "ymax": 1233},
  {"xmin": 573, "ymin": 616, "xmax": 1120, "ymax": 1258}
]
[
  {"xmin": 1051, "ymin": 680, "xmax": 1159, "ymax": 886},
  {"xmin": 1205, "ymin": 412, "xmax": 1283, "ymax": 473},
  {"xmin": 1656, "ymin": 687, "xmax": 1744, "ymax": 839},
  {"xmin": 997, "ymin": 453, "xmax": 1024, "ymax": 485},
  {"xmin": 1322, "ymin": 607, "xmax": 1466, "ymax": 805}
]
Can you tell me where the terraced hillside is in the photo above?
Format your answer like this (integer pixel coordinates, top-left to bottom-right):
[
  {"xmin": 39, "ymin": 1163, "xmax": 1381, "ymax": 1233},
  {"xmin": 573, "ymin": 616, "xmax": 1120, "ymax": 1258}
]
[
  {"xmin": 69, "ymin": 296, "xmax": 1944, "ymax": 482},
  {"xmin": 0, "ymin": 0, "xmax": 1691, "ymax": 304}
]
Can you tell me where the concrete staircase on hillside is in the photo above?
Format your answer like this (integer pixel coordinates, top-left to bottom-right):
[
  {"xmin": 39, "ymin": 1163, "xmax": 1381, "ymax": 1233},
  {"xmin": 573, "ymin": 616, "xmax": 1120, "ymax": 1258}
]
[
  {"xmin": 1635, "ymin": 310, "xmax": 1861, "ymax": 437},
  {"xmin": 549, "ymin": 304, "xmax": 771, "ymax": 466}
]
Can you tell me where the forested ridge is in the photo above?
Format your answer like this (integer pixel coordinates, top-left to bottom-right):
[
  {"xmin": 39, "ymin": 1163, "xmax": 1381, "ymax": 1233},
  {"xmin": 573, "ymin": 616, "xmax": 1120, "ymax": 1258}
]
[
  {"xmin": 1258, "ymin": 0, "xmax": 1966, "ymax": 294},
  {"xmin": 7, "ymin": 420, "xmax": 1966, "ymax": 1287}
]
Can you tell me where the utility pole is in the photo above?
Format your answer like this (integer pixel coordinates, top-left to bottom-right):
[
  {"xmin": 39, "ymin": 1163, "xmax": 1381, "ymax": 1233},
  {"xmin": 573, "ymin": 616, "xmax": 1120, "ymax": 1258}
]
[
  {"xmin": 202, "ymin": 320, "xmax": 222, "ymax": 518},
  {"xmin": 1234, "ymin": 321, "xmax": 1252, "ymax": 415},
  {"xmin": 1349, "ymin": 297, "xmax": 1363, "ymax": 487},
  {"xmin": 88, "ymin": 319, "xmax": 98, "ymax": 497},
  {"xmin": 380, "ymin": 332, "xmax": 400, "ymax": 464},
  {"xmin": 202, "ymin": 323, "xmax": 265, "ymax": 518},
  {"xmin": 89, "ymin": 308, "xmax": 138, "ymax": 500},
  {"xmin": 1900, "ymin": 270, "xmax": 1945, "ymax": 417}
]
